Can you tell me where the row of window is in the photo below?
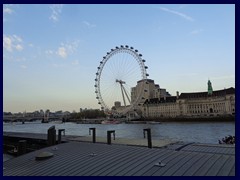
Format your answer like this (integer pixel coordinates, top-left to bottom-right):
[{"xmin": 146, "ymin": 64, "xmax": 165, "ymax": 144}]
[
  {"xmin": 146, "ymin": 111, "xmax": 177, "ymax": 117},
  {"xmin": 189, "ymin": 109, "xmax": 220, "ymax": 114},
  {"xmin": 188, "ymin": 103, "xmax": 225, "ymax": 109},
  {"xmin": 148, "ymin": 106, "xmax": 177, "ymax": 111}
]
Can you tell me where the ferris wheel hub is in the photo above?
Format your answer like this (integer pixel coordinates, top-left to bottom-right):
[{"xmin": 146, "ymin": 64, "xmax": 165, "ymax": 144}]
[{"xmin": 116, "ymin": 79, "xmax": 126, "ymax": 84}]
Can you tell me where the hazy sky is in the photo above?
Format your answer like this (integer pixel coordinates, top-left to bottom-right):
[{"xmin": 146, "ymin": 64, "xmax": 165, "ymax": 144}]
[{"xmin": 3, "ymin": 4, "xmax": 235, "ymax": 113}]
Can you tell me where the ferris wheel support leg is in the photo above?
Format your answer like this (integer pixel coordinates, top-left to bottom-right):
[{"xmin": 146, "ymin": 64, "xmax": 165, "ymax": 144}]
[
  {"xmin": 120, "ymin": 84, "xmax": 127, "ymax": 107},
  {"xmin": 122, "ymin": 85, "xmax": 131, "ymax": 104}
]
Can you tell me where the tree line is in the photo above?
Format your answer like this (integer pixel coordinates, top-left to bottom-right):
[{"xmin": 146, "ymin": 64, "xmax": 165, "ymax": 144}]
[{"xmin": 70, "ymin": 109, "xmax": 106, "ymax": 119}]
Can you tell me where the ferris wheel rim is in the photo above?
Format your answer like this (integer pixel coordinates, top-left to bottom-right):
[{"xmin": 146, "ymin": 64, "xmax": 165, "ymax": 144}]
[{"xmin": 95, "ymin": 45, "xmax": 149, "ymax": 114}]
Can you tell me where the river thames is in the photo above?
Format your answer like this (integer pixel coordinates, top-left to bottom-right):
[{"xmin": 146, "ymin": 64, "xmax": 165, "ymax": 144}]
[{"xmin": 3, "ymin": 121, "xmax": 235, "ymax": 144}]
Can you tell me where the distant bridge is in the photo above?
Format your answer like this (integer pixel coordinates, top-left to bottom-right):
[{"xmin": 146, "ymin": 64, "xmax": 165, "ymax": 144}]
[{"xmin": 3, "ymin": 116, "xmax": 63, "ymax": 123}]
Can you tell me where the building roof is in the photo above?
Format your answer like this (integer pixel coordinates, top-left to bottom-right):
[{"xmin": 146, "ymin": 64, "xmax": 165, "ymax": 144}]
[
  {"xmin": 143, "ymin": 87, "xmax": 234, "ymax": 105},
  {"xmin": 3, "ymin": 141, "xmax": 235, "ymax": 176},
  {"xmin": 179, "ymin": 87, "xmax": 235, "ymax": 99}
]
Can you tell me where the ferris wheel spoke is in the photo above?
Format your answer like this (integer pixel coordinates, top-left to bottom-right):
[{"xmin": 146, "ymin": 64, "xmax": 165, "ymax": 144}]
[
  {"xmin": 120, "ymin": 60, "xmax": 140, "ymax": 81},
  {"xmin": 104, "ymin": 60, "xmax": 118, "ymax": 79},
  {"xmin": 124, "ymin": 69, "xmax": 141, "ymax": 81}
]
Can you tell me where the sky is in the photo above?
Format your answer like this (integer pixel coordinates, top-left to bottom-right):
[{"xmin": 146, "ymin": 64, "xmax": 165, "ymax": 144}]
[{"xmin": 3, "ymin": 4, "xmax": 235, "ymax": 113}]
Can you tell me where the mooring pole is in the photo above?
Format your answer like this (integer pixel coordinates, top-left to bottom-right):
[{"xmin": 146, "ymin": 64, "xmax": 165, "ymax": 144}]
[
  {"xmin": 47, "ymin": 126, "xmax": 56, "ymax": 146},
  {"xmin": 107, "ymin": 130, "xmax": 115, "ymax": 145},
  {"xmin": 89, "ymin": 128, "xmax": 96, "ymax": 143},
  {"xmin": 58, "ymin": 129, "xmax": 65, "ymax": 144},
  {"xmin": 143, "ymin": 128, "xmax": 152, "ymax": 148}
]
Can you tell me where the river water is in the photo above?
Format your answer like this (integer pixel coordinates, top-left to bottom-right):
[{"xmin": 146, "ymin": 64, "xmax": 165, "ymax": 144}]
[{"xmin": 3, "ymin": 121, "xmax": 235, "ymax": 144}]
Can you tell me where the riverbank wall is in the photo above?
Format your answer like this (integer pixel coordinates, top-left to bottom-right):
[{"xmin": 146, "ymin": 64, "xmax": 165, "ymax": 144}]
[{"xmin": 139, "ymin": 116, "xmax": 235, "ymax": 122}]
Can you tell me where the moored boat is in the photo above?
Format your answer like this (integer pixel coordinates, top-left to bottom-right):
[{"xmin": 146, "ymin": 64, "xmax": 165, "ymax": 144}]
[
  {"xmin": 101, "ymin": 119, "xmax": 121, "ymax": 124},
  {"xmin": 147, "ymin": 121, "xmax": 162, "ymax": 124}
]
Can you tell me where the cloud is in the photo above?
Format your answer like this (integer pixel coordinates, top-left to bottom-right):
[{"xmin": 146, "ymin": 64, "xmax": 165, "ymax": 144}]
[
  {"xmin": 190, "ymin": 29, "xmax": 203, "ymax": 35},
  {"xmin": 13, "ymin": 35, "xmax": 22, "ymax": 42},
  {"xmin": 16, "ymin": 44, "xmax": 23, "ymax": 51},
  {"xmin": 3, "ymin": 34, "xmax": 24, "ymax": 52},
  {"xmin": 159, "ymin": 7, "xmax": 194, "ymax": 22},
  {"xmin": 20, "ymin": 65, "xmax": 27, "ymax": 69},
  {"xmin": 3, "ymin": 55, "xmax": 26, "ymax": 62},
  {"xmin": 49, "ymin": 4, "xmax": 63, "ymax": 22},
  {"xmin": 45, "ymin": 40, "xmax": 80, "ymax": 59},
  {"xmin": 3, "ymin": 7, "xmax": 13, "ymax": 14},
  {"xmin": 3, "ymin": 36, "xmax": 13, "ymax": 52},
  {"xmin": 45, "ymin": 50, "xmax": 54, "ymax": 55},
  {"xmin": 57, "ymin": 47, "xmax": 67, "ymax": 58},
  {"xmin": 3, "ymin": 5, "xmax": 15, "ymax": 22},
  {"xmin": 55, "ymin": 40, "xmax": 80, "ymax": 58},
  {"xmin": 83, "ymin": 21, "xmax": 96, "ymax": 28},
  {"xmin": 61, "ymin": 40, "xmax": 80, "ymax": 54}
]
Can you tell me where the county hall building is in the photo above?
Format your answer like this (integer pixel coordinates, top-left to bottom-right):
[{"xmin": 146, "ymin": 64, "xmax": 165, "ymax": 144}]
[{"xmin": 136, "ymin": 79, "xmax": 235, "ymax": 119}]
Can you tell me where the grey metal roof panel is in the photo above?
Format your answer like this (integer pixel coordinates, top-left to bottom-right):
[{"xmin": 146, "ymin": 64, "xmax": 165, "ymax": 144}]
[
  {"xmin": 155, "ymin": 152, "xmax": 196, "ymax": 176},
  {"xmin": 193, "ymin": 154, "xmax": 222, "ymax": 176},
  {"xmin": 122, "ymin": 150, "xmax": 173, "ymax": 176},
  {"xmin": 180, "ymin": 144, "xmax": 235, "ymax": 155},
  {"xmin": 172, "ymin": 153, "xmax": 206, "ymax": 176},
  {"xmin": 142, "ymin": 151, "xmax": 186, "ymax": 176},
  {"xmin": 229, "ymin": 165, "xmax": 235, "ymax": 176},
  {"xmin": 3, "ymin": 141, "xmax": 235, "ymax": 176},
  {"xmin": 183, "ymin": 153, "xmax": 213, "ymax": 176},
  {"xmin": 205, "ymin": 155, "xmax": 230, "ymax": 176}
]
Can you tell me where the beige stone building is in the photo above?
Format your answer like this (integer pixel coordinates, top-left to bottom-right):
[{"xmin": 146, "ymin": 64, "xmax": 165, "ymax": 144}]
[{"xmin": 141, "ymin": 80, "xmax": 235, "ymax": 118}]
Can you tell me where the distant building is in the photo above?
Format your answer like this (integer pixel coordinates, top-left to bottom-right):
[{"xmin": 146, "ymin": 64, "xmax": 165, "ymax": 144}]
[
  {"xmin": 142, "ymin": 80, "xmax": 235, "ymax": 118},
  {"xmin": 131, "ymin": 79, "xmax": 171, "ymax": 105}
]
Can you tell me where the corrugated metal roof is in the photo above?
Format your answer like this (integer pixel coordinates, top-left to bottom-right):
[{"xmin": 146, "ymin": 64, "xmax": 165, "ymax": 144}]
[{"xmin": 3, "ymin": 141, "xmax": 235, "ymax": 176}]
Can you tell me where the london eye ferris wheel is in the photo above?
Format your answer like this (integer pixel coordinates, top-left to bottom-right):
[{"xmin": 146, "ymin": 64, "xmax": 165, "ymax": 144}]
[{"xmin": 95, "ymin": 45, "xmax": 149, "ymax": 115}]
